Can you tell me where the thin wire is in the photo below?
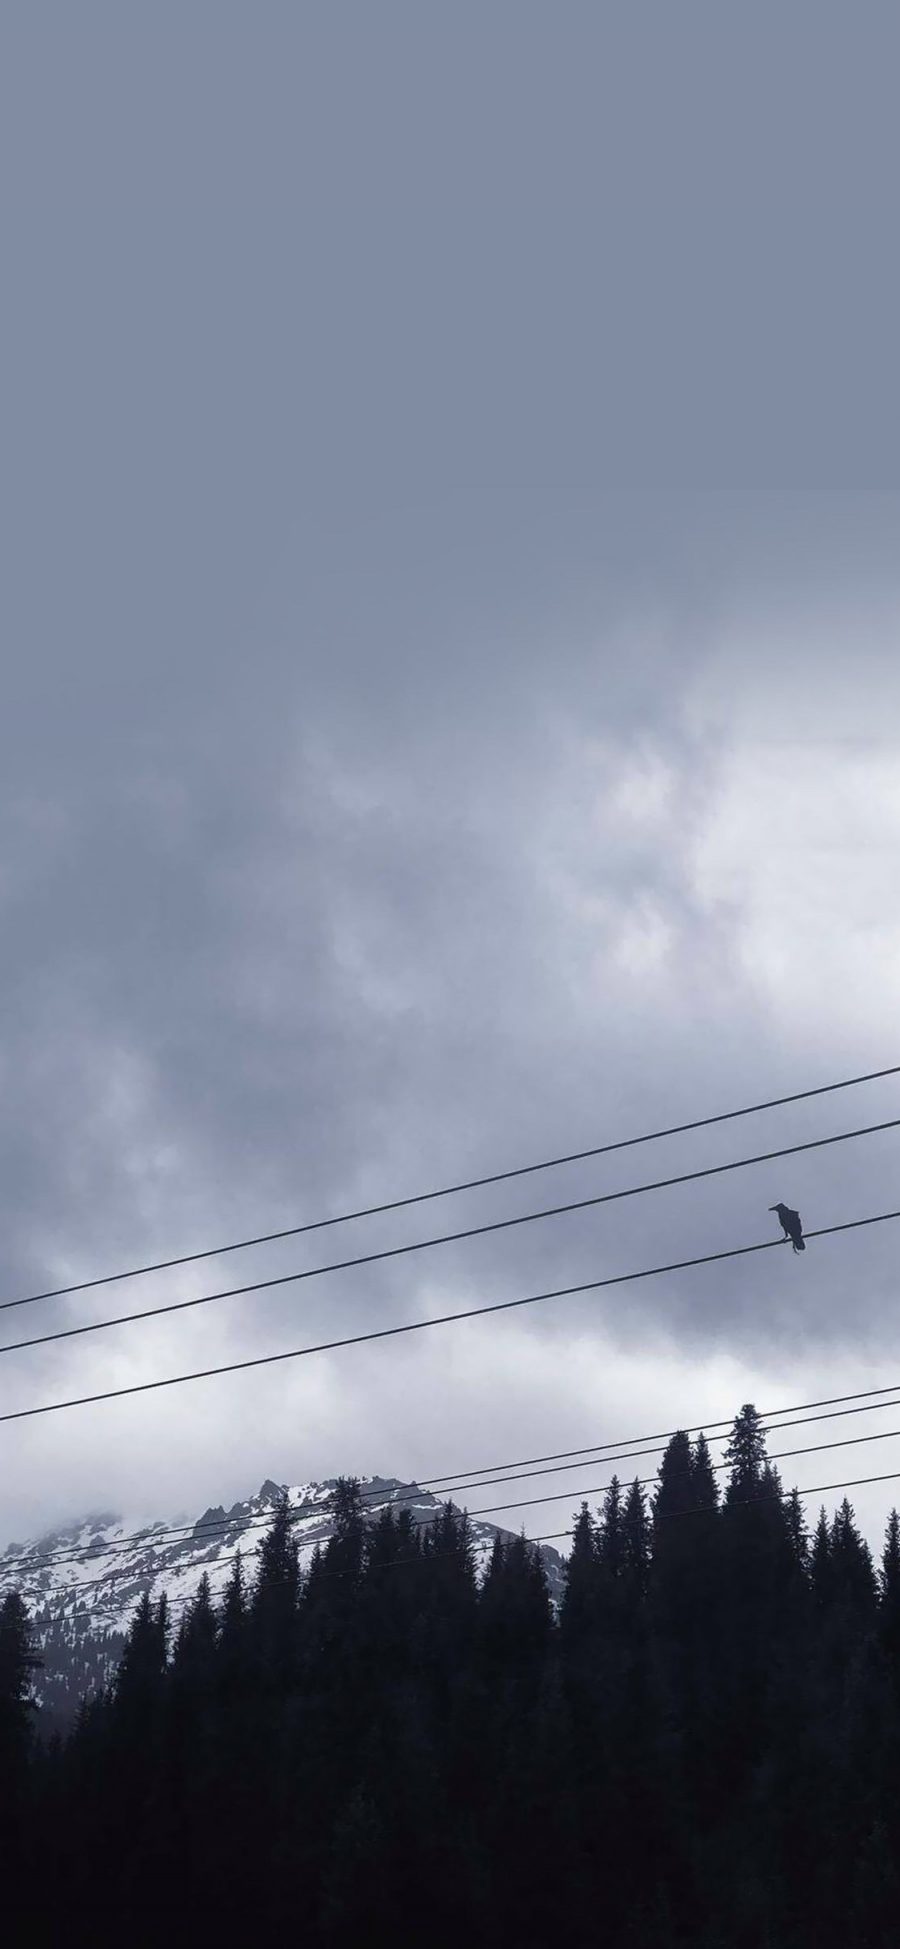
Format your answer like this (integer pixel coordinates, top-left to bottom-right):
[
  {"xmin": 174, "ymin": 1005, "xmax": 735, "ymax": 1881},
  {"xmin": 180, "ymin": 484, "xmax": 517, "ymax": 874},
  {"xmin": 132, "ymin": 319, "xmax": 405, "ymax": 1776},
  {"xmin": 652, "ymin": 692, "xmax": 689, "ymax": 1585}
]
[
  {"xmin": 11, "ymin": 1060, "xmax": 898, "ymax": 1315},
  {"xmin": 430, "ymin": 1427, "xmax": 900, "ymax": 1524},
  {"xmin": 3, "ymin": 1114, "xmax": 899, "ymax": 1360},
  {"xmin": 3, "ymin": 1203, "xmax": 900, "ymax": 1429},
  {"xmin": 18, "ymin": 1389, "xmax": 900, "ymax": 1577},
  {"xmin": 14, "ymin": 1388, "xmax": 900, "ymax": 1583},
  {"xmin": 23, "ymin": 1361, "xmax": 900, "ymax": 1586},
  {"xmin": 32, "ymin": 1461, "xmax": 900, "ymax": 1627},
  {"xmin": 12, "ymin": 1362, "xmax": 900, "ymax": 1584},
  {"xmin": 16, "ymin": 1415, "xmax": 900, "ymax": 1604},
  {"xmin": 427, "ymin": 1387, "xmax": 900, "ymax": 1489},
  {"xmin": 182, "ymin": 1470, "xmax": 900, "ymax": 1589}
]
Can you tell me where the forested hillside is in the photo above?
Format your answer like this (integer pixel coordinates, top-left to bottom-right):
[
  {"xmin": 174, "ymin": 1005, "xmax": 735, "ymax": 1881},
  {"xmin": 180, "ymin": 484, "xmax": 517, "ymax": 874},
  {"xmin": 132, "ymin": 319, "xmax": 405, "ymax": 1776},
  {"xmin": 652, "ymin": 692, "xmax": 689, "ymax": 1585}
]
[
  {"xmin": 3, "ymin": 1406, "xmax": 900, "ymax": 1947},
  {"xmin": 3, "ymin": 1474, "xmax": 564, "ymax": 1731}
]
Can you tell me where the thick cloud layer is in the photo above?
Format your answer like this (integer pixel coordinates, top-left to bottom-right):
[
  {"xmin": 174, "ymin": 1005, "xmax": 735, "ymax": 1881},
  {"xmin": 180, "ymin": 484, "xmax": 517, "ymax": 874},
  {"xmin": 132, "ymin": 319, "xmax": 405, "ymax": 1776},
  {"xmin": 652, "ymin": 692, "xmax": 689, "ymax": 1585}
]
[{"xmin": 2, "ymin": 14, "xmax": 900, "ymax": 1555}]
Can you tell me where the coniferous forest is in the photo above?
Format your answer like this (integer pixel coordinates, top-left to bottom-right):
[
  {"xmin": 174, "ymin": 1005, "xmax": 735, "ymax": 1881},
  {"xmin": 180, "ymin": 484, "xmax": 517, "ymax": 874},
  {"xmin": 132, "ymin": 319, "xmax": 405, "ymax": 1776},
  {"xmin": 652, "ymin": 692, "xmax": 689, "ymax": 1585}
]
[{"xmin": 4, "ymin": 1406, "xmax": 900, "ymax": 1947}]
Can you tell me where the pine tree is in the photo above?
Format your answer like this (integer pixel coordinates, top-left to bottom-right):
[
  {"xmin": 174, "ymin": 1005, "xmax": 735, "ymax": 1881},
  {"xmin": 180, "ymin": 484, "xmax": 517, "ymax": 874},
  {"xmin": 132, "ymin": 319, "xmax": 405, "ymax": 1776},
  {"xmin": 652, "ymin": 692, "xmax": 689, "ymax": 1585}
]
[
  {"xmin": 691, "ymin": 1432, "xmax": 720, "ymax": 1510},
  {"xmin": 0, "ymin": 1596, "xmax": 44, "ymax": 1928},
  {"xmin": 0, "ymin": 1590, "xmax": 42, "ymax": 1822},
  {"xmin": 329, "ymin": 1477, "xmax": 367, "ymax": 1563},
  {"xmin": 479, "ymin": 1531, "xmax": 551, "ymax": 1672},
  {"xmin": 303, "ymin": 1478, "xmax": 371, "ymax": 1683},
  {"xmin": 172, "ymin": 1573, "xmax": 217, "ymax": 1690},
  {"xmin": 708, "ymin": 1415, "xmax": 800, "ymax": 1803},
  {"xmin": 560, "ymin": 1503, "xmax": 600, "ymax": 1648},
  {"xmin": 91, "ymin": 1588, "xmax": 172, "ymax": 1919},
  {"xmin": 479, "ymin": 1533, "xmax": 507, "ymax": 1653},
  {"xmin": 721, "ymin": 1411, "xmax": 794, "ymax": 1595},
  {"xmin": 810, "ymin": 1506, "xmax": 832, "ymax": 1613},
  {"xmin": 653, "ymin": 1429, "xmax": 694, "ymax": 1523},
  {"xmin": 724, "ymin": 1403, "xmax": 768, "ymax": 1505},
  {"xmin": 881, "ymin": 1509, "xmax": 900, "ymax": 1602},
  {"xmin": 251, "ymin": 1487, "xmax": 300, "ymax": 1686},
  {"xmin": 219, "ymin": 1549, "xmax": 246, "ymax": 1642},
  {"xmin": 622, "ymin": 1478, "xmax": 651, "ymax": 1607},
  {"xmin": 359, "ymin": 1505, "xmax": 423, "ymax": 1671},
  {"xmin": 205, "ymin": 1549, "xmax": 263, "ymax": 1931},
  {"xmin": 217, "ymin": 1552, "xmax": 249, "ymax": 1699},
  {"xmin": 651, "ymin": 1431, "xmax": 721, "ymax": 1644},
  {"xmin": 0, "ymin": 1589, "xmax": 41, "ymax": 1721},
  {"xmin": 830, "ymin": 1499, "xmax": 878, "ymax": 1622},
  {"xmin": 785, "ymin": 1486, "xmax": 809, "ymax": 1569},
  {"xmin": 484, "ymin": 1531, "xmax": 505, "ymax": 1582},
  {"xmin": 115, "ymin": 1591, "xmax": 169, "ymax": 1722},
  {"xmin": 879, "ymin": 1509, "xmax": 900, "ymax": 1669},
  {"xmin": 598, "ymin": 1475, "xmax": 625, "ymax": 1579},
  {"xmin": 419, "ymin": 1501, "xmax": 477, "ymax": 1661}
]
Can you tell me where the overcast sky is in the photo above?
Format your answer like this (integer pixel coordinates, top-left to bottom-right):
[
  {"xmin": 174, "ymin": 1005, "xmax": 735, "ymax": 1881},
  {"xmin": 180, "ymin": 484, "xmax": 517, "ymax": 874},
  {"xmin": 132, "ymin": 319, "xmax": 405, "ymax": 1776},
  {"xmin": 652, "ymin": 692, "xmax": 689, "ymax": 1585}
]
[{"xmin": 3, "ymin": 8, "xmax": 900, "ymax": 1558}]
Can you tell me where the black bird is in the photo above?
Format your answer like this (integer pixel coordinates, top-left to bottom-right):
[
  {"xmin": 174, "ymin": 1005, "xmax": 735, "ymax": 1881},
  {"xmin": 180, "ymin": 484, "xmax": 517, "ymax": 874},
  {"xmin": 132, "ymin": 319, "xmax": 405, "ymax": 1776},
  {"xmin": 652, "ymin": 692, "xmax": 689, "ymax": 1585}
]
[{"xmin": 769, "ymin": 1203, "xmax": 805, "ymax": 1253}]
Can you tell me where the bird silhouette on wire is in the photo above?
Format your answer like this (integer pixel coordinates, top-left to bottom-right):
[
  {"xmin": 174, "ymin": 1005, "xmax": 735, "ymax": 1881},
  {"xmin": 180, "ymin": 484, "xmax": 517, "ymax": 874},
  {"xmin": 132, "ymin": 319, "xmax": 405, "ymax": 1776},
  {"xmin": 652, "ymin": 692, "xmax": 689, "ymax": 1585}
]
[{"xmin": 769, "ymin": 1202, "xmax": 805, "ymax": 1253}]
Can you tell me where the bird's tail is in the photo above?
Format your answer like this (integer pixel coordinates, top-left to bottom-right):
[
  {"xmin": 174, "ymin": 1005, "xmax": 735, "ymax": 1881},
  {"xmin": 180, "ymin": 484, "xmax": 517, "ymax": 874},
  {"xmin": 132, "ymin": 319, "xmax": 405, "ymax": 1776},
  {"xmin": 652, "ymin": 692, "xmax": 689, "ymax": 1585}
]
[{"xmin": 792, "ymin": 1239, "xmax": 806, "ymax": 1252}]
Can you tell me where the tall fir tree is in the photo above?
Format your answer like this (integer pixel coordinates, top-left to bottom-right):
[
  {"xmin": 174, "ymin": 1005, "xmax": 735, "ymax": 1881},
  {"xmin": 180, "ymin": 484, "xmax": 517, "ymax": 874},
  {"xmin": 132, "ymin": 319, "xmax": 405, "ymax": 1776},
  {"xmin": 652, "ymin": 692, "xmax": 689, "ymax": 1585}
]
[
  {"xmin": 691, "ymin": 1432, "xmax": 720, "ymax": 1509},
  {"xmin": 653, "ymin": 1429, "xmax": 695, "ymax": 1522},
  {"xmin": 173, "ymin": 1572, "xmax": 217, "ymax": 1676},
  {"xmin": 786, "ymin": 1486, "xmax": 809, "ymax": 1569},
  {"xmin": 0, "ymin": 1594, "xmax": 42, "ymax": 1931},
  {"xmin": 879, "ymin": 1509, "xmax": 900, "ymax": 1669},
  {"xmin": 0, "ymin": 1591, "xmax": 41, "ymax": 1812},
  {"xmin": 829, "ymin": 1499, "xmax": 878, "ymax": 1623},
  {"xmin": 0, "ymin": 1590, "xmax": 41, "ymax": 1728},
  {"xmin": 651, "ymin": 1431, "xmax": 721, "ymax": 1645},
  {"xmin": 598, "ymin": 1475, "xmax": 625, "ymax": 1578},
  {"xmin": 479, "ymin": 1530, "xmax": 551, "ymax": 1672},
  {"xmin": 810, "ymin": 1506, "xmax": 833, "ymax": 1613},
  {"xmin": 622, "ymin": 1477, "xmax": 651, "ymax": 1607},
  {"xmin": 560, "ymin": 1502, "xmax": 600, "ymax": 1649},
  {"xmin": 115, "ymin": 1591, "xmax": 169, "ymax": 1723},
  {"xmin": 723, "ymin": 1402, "xmax": 768, "ymax": 1504},
  {"xmin": 251, "ymin": 1487, "xmax": 300, "ymax": 1686}
]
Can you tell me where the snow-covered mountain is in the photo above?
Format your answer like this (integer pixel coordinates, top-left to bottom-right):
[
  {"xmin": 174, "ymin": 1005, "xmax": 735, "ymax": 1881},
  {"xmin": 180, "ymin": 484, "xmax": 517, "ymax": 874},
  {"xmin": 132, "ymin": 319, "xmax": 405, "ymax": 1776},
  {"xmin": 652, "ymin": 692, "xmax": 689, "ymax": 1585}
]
[{"xmin": 1, "ymin": 1474, "xmax": 566, "ymax": 1730}]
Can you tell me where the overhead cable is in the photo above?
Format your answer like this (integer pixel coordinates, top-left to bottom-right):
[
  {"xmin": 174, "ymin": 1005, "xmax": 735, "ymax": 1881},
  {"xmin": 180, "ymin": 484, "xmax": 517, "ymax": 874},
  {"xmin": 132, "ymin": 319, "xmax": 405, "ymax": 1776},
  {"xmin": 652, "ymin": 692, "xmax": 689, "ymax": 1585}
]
[
  {"xmin": 12, "ymin": 1412, "xmax": 900, "ymax": 1602},
  {"xmin": 25, "ymin": 1459, "xmax": 900, "ymax": 1623},
  {"xmin": 3, "ymin": 1115, "xmax": 899, "ymax": 1359},
  {"xmin": 3, "ymin": 1205, "xmax": 900, "ymax": 1427},
  {"xmin": 5, "ymin": 1061, "xmax": 898, "ymax": 1316},
  {"xmin": 12, "ymin": 1385, "xmax": 900, "ymax": 1582}
]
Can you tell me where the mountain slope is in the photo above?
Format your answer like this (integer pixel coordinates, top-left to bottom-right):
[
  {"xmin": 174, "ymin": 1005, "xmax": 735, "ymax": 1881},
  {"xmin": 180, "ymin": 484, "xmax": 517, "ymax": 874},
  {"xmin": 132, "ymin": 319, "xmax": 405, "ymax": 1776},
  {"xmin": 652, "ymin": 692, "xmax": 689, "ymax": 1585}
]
[{"xmin": 1, "ymin": 1474, "xmax": 566, "ymax": 1729}]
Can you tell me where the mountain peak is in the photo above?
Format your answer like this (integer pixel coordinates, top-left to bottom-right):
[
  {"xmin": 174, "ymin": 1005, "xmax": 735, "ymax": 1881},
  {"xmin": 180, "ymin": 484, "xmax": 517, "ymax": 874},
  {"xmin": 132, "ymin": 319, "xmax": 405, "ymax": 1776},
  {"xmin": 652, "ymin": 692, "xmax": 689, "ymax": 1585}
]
[{"xmin": 7, "ymin": 1467, "xmax": 566, "ymax": 1733}]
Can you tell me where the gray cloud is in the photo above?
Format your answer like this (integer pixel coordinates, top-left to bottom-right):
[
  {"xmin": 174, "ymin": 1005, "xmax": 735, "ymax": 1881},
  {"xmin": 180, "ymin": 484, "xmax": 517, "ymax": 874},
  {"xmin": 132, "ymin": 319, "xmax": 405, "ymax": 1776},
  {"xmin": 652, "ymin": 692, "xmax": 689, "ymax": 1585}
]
[{"xmin": 2, "ymin": 12, "xmax": 900, "ymax": 1554}]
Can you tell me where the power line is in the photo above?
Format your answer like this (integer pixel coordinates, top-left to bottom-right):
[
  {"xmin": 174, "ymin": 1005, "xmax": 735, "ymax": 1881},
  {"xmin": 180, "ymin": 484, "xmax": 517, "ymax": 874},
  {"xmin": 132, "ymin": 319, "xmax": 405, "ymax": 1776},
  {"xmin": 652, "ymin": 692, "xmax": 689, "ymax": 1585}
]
[
  {"xmin": 27, "ymin": 1459, "xmax": 900, "ymax": 1626},
  {"xmin": 14, "ymin": 1385, "xmax": 900, "ymax": 1583},
  {"xmin": 45, "ymin": 1365, "xmax": 900, "ymax": 1565},
  {"xmin": 4, "ymin": 1114, "xmax": 899, "ymax": 1360},
  {"xmin": 434, "ymin": 1427, "xmax": 900, "ymax": 1525},
  {"xmin": 185, "ymin": 1470, "xmax": 900, "ymax": 1602},
  {"xmin": 15, "ymin": 1411, "xmax": 900, "ymax": 1603},
  {"xmin": 145, "ymin": 1428, "xmax": 900, "ymax": 1536},
  {"xmin": 11, "ymin": 1060, "xmax": 898, "ymax": 1316},
  {"xmin": 534, "ymin": 1465, "xmax": 900, "ymax": 1536},
  {"xmin": 426, "ymin": 1384, "xmax": 900, "ymax": 1489},
  {"xmin": 418, "ymin": 1411, "xmax": 900, "ymax": 1515},
  {"xmin": 3, "ymin": 1204, "xmax": 900, "ymax": 1428}
]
